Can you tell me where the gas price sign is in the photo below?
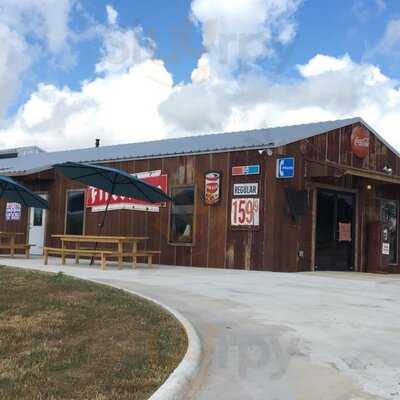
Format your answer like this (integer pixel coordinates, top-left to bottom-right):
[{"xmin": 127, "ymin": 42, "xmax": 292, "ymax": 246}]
[{"xmin": 231, "ymin": 198, "xmax": 260, "ymax": 227}]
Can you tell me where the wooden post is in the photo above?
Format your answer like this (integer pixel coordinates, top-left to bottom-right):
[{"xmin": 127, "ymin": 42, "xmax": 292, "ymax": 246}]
[
  {"xmin": 101, "ymin": 253, "xmax": 106, "ymax": 270},
  {"xmin": 132, "ymin": 240, "xmax": 138, "ymax": 269},
  {"xmin": 10, "ymin": 235, "xmax": 15, "ymax": 257},
  {"xmin": 44, "ymin": 249, "xmax": 48, "ymax": 265},
  {"xmin": 61, "ymin": 239, "xmax": 66, "ymax": 265},
  {"xmin": 118, "ymin": 241, "xmax": 123, "ymax": 269},
  {"xmin": 75, "ymin": 241, "xmax": 80, "ymax": 264}
]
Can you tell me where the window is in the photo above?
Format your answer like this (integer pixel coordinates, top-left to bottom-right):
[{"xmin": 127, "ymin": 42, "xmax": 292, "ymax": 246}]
[
  {"xmin": 170, "ymin": 186, "xmax": 195, "ymax": 244},
  {"xmin": 381, "ymin": 200, "xmax": 398, "ymax": 264},
  {"xmin": 33, "ymin": 208, "xmax": 43, "ymax": 226},
  {"xmin": 65, "ymin": 191, "xmax": 85, "ymax": 235}
]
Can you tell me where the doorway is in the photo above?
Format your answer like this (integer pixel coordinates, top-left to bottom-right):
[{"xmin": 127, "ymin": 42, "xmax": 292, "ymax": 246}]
[
  {"xmin": 28, "ymin": 194, "xmax": 48, "ymax": 256},
  {"xmin": 315, "ymin": 189, "xmax": 356, "ymax": 271}
]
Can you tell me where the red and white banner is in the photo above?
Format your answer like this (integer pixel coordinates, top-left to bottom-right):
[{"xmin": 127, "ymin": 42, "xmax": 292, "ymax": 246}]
[{"xmin": 85, "ymin": 170, "xmax": 168, "ymax": 213}]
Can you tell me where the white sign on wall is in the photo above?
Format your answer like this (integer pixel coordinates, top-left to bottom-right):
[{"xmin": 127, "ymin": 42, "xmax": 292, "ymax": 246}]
[
  {"xmin": 382, "ymin": 243, "xmax": 390, "ymax": 256},
  {"xmin": 5, "ymin": 202, "xmax": 21, "ymax": 221},
  {"xmin": 231, "ymin": 198, "xmax": 260, "ymax": 226},
  {"xmin": 233, "ymin": 183, "xmax": 259, "ymax": 197}
]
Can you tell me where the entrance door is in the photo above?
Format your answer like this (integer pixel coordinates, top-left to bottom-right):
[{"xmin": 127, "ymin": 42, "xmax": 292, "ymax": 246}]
[
  {"xmin": 315, "ymin": 189, "xmax": 355, "ymax": 271},
  {"xmin": 28, "ymin": 194, "xmax": 48, "ymax": 256}
]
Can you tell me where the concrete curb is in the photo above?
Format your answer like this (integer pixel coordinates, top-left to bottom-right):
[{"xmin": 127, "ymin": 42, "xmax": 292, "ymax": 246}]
[{"xmin": 90, "ymin": 279, "xmax": 202, "ymax": 400}]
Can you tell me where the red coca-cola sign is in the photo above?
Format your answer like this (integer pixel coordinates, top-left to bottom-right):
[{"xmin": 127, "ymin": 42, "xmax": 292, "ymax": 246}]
[{"xmin": 351, "ymin": 126, "xmax": 370, "ymax": 159}]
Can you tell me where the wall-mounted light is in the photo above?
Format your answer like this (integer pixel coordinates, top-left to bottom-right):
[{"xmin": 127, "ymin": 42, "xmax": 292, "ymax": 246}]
[
  {"xmin": 258, "ymin": 148, "xmax": 274, "ymax": 156},
  {"xmin": 366, "ymin": 184, "xmax": 373, "ymax": 191},
  {"xmin": 383, "ymin": 164, "xmax": 393, "ymax": 175}
]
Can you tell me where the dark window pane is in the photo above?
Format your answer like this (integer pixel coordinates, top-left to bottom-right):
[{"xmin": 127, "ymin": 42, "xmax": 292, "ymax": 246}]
[
  {"xmin": 33, "ymin": 208, "xmax": 43, "ymax": 226},
  {"xmin": 170, "ymin": 186, "xmax": 195, "ymax": 244},
  {"xmin": 66, "ymin": 191, "xmax": 85, "ymax": 235},
  {"xmin": 381, "ymin": 200, "xmax": 398, "ymax": 264}
]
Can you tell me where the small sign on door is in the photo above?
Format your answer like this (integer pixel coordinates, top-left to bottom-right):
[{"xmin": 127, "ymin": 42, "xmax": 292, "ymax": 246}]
[{"xmin": 382, "ymin": 243, "xmax": 390, "ymax": 256}]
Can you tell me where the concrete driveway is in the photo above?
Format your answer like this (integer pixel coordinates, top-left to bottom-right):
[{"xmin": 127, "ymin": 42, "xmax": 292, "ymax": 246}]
[{"xmin": 2, "ymin": 258, "xmax": 400, "ymax": 400}]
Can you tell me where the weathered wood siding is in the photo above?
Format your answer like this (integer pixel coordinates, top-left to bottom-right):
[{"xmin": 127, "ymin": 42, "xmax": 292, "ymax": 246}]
[{"xmin": 0, "ymin": 121, "xmax": 399, "ymax": 272}]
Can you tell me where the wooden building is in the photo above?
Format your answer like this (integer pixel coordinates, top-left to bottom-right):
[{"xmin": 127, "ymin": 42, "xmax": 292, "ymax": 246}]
[{"xmin": 0, "ymin": 117, "xmax": 399, "ymax": 273}]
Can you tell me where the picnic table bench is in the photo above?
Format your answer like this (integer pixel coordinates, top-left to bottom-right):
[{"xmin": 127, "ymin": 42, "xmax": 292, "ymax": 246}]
[
  {"xmin": 0, "ymin": 232, "xmax": 32, "ymax": 259},
  {"xmin": 44, "ymin": 235, "xmax": 160, "ymax": 270}
]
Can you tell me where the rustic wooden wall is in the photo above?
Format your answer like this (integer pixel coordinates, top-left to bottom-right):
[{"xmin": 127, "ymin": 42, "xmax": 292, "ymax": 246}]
[{"xmin": 0, "ymin": 121, "xmax": 398, "ymax": 272}]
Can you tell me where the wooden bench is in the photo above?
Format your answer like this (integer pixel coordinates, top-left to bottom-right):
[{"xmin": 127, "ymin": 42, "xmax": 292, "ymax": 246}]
[
  {"xmin": 0, "ymin": 244, "xmax": 32, "ymax": 259},
  {"xmin": 44, "ymin": 247, "xmax": 115, "ymax": 270},
  {"xmin": 44, "ymin": 247, "xmax": 161, "ymax": 270},
  {"xmin": 104, "ymin": 251, "xmax": 161, "ymax": 269}
]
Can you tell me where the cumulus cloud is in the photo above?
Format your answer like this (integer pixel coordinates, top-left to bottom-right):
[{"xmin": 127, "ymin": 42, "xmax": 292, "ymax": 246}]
[
  {"xmin": 0, "ymin": 0, "xmax": 75, "ymax": 117},
  {"xmin": 1, "ymin": 0, "xmax": 400, "ymax": 155},
  {"xmin": 375, "ymin": 18, "xmax": 400, "ymax": 56},
  {"xmin": 0, "ymin": 0, "xmax": 74, "ymax": 54},
  {"xmin": 106, "ymin": 4, "xmax": 118, "ymax": 26},
  {"xmin": 0, "ymin": 23, "xmax": 33, "ymax": 117},
  {"xmin": 190, "ymin": 0, "xmax": 302, "ymax": 77},
  {"xmin": 161, "ymin": 53, "xmax": 400, "ymax": 150},
  {"xmin": 0, "ymin": 11, "xmax": 173, "ymax": 150}
]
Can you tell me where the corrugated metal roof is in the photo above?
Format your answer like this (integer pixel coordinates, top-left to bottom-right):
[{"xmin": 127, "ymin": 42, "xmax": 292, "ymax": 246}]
[{"xmin": 0, "ymin": 117, "xmax": 396, "ymax": 175}]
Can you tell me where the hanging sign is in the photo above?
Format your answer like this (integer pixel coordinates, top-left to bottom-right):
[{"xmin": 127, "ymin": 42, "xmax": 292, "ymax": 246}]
[
  {"xmin": 204, "ymin": 172, "xmax": 221, "ymax": 205},
  {"xmin": 382, "ymin": 242, "xmax": 390, "ymax": 256},
  {"xmin": 231, "ymin": 198, "xmax": 260, "ymax": 226},
  {"xmin": 351, "ymin": 126, "xmax": 370, "ymax": 159},
  {"xmin": 276, "ymin": 157, "xmax": 295, "ymax": 179},
  {"xmin": 233, "ymin": 183, "xmax": 258, "ymax": 196},
  {"xmin": 339, "ymin": 222, "xmax": 352, "ymax": 242},
  {"xmin": 5, "ymin": 202, "xmax": 21, "ymax": 221},
  {"xmin": 232, "ymin": 165, "xmax": 260, "ymax": 176},
  {"xmin": 85, "ymin": 170, "xmax": 168, "ymax": 213}
]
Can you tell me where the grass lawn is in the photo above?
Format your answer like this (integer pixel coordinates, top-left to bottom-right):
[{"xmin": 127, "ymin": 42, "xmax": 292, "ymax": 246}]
[{"xmin": 0, "ymin": 266, "xmax": 187, "ymax": 400}]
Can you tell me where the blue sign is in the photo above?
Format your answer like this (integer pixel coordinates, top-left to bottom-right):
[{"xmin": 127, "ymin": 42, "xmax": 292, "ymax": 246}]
[{"xmin": 276, "ymin": 157, "xmax": 295, "ymax": 179}]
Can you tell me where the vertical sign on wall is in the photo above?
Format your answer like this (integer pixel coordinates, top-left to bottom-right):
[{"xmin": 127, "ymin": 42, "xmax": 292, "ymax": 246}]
[
  {"xmin": 5, "ymin": 202, "xmax": 21, "ymax": 221},
  {"xmin": 276, "ymin": 157, "xmax": 295, "ymax": 179},
  {"xmin": 204, "ymin": 172, "xmax": 221, "ymax": 205},
  {"xmin": 231, "ymin": 198, "xmax": 260, "ymax": 226}
]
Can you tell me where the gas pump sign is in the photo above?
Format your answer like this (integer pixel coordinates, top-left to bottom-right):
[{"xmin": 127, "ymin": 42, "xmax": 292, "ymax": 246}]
[{"xmin": 231, "ymin": 198, "xmax": 260, "ymax": 226}]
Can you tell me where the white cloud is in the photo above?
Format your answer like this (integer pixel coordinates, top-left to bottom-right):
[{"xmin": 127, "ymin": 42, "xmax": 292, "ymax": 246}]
[
  {"xmin": 0, "ymin": 0, "xmax": 75, "ymax": 117},
  {"xmin": 96, "ymin": 26, "xmax": 154, "ymax": 75},
  {"xmin": 0, "ymin": 0, "xmax": 74, "ymax": 54},
  {"xmin": 0, "ymin": 23, "xmax": 33, "ymax": 117},
  {"xmin": 160, "ymin": 53, "xmax": 400, "ymax": 150},
  {"xmin": 0, "ymin": 59, "xmax": 173, "ymax": 150},
  {"xmin": 190, "ymin": 0, "xmax": 302, "ymax": 77},
  {"xmin": 376, "ymin": 18, "xmax": 400, "ymax": 55},
  {"xmin": 106, "ymin": 4, "xmax": 118, "ymax": 26},
  {"xmin": 297, "ymin": 54, "xmax": 352, "ymax": 77},
  {"xmin": 2, "ymin": 0, "xmax": 400, "ymax": 156}
]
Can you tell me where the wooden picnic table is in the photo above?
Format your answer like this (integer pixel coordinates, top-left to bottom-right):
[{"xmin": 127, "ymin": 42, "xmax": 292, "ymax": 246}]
[
  {"xmin": 0, "ymin": 231, "xmax": 31, "ymax": 258},
  {"xmin": 51, "ymin": 234, "xmax": 150, "ymax": 268}
]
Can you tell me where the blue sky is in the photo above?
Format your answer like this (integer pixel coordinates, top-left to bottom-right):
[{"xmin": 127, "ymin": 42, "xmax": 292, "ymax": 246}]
[
  {"xmin": 32, "ymin": 0, "xmax": 400, "ymax": 88},
  {"xmin": 1, "ymin": 0, "xmax": 400, "ymax": 150},
  {"xmin": 28, "ymin": 0, "xmax": 400, "ymax": 91}
]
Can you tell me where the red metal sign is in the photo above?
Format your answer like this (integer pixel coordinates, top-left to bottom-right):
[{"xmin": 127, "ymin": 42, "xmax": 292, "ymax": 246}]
[
  {"xmin": 351, "ymin": 126, "xmax": 370, "ymax": 159},
  {"xmin": 204, "ymin": 172, "xmax": 221, "ymax": 205},
  {"xmin": 85, "ymin": 171, "xmax": 168, "ymax": 213}
]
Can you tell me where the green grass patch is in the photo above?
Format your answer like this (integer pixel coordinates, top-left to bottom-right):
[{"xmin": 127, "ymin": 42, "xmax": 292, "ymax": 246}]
[{"xmin": 0, "ymin": 266, "xmax": 187, "ymax": 400}]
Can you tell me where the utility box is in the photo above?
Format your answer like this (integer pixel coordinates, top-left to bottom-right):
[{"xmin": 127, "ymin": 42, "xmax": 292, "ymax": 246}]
[{"xmin": 367, "ymin": 222, "xmax": 390, "ymax": 273}]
